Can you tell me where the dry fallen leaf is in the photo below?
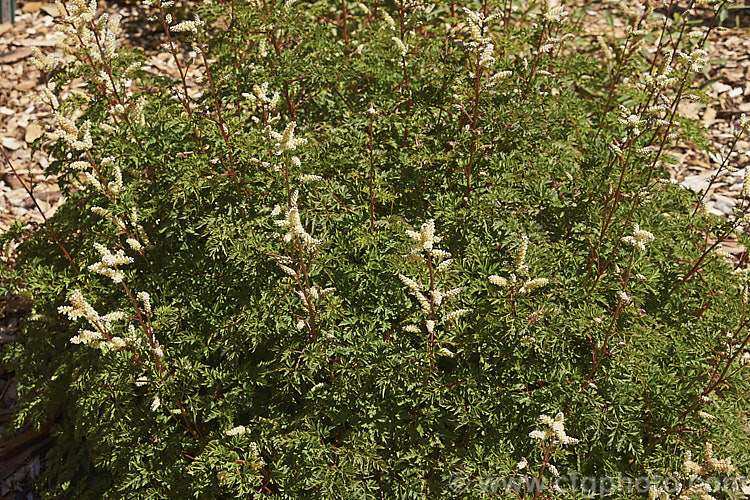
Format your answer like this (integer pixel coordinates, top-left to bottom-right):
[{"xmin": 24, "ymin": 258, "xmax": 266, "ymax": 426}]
[
  {"xmin": 703, "ymin": 106, "xmax": 717, "ymax": 128},
  {"xmin": 21, "ymin": 1, "xmax": 42, "ymax": 13},
  {"xmin": 16, "ymin": 80, "xmax": 36, "ymax": 91},
  {"xmin": 0, "ymin": 47, "xmax": 33, "ymax": 64},
  {"xmin": 678, "ymin": 101, "xmax": 702, "ymax": 120},
  {"xmin": 0, "ymin": 137, "xmax": 25, "ymax": 151},
  {"xmin": 24, "ymin": 123, "xmax": 44, "ymax": 143},
  {"xmin": 14, "ymin": 38, "xmax": 58, "ymax": 47},
  {"xmin": 39, "ymin": 3, "xmax": 60, "ymax": 16}
]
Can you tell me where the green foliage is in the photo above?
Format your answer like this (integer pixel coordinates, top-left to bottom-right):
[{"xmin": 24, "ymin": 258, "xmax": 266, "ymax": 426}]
[{"xmin": 2, "ymin": 0, "xmax": 749, "ymax": 498}]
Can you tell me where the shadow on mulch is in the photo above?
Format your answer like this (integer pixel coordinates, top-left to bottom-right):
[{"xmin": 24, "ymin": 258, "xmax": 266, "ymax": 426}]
[{"xmin": 0, "ymin": 294, "xmax": 51, "ymax": 500}]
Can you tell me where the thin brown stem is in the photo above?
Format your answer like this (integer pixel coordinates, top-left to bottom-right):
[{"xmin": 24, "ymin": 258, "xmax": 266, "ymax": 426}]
[
  {"xmin": 581, "ymin": 249, "xmax": 635, "ymax": 389},
  {"xmin": 368, "ymin": 113, "xmax": 376, "ymax": 230},
  {"xmin": 464, "ymin": 56, "xmax": 482, "ymax": 201},
  {"xmin": 195, "ymin": 32, "xmax": 245, "ymax": 197},
  {"xmin": 157, "ymin": 6, "xmax": 193, "ymax": 118},
  {"xmin": 644, "ymin": 318, "xmax": 750, "ymax": 456},
  {"xmin": 341, "ymin": 0, "xmax": 349, "ymax": 45},
  {"xmin": 0, "ymin": 147, "xmax": 80, "ymax": 273},
  {"xmin": 121, "ymin": 280, "xmax": 165, "ymax": 374}
]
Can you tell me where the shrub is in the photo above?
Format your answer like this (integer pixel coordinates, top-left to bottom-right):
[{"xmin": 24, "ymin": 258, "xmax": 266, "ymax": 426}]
[{"xmin": 1, "ymin": 0, "xmax": 749, "ymax": 497}]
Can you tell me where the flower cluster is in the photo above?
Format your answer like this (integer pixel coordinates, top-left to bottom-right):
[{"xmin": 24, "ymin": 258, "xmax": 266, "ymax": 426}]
[
  {"xmin": 56, "ymin": 0, "xmax": 98, "ymax": 58},
  {"xmin": 488, "ymin": 235, "xmax": 549, "ymax": 294},
  {"xmin": 404, "ymin": 218, "xmax": 442, "ymax": 255},
  {"xmin": 265, "ymin": 123, "xmax": 334, "ymax": 340},
  {"xmin": 39, "ymin": 0, "xmax": 148, "ymax": 144},
  {"xmin": 392, "ymin": 36, "xmax": 409, "ymax": 57},
  {"xmin": 30, "ymin": 47, "xmax": 61, "ymax": 73},
  {"xmin": 226, "ymin": 425, "xmax": 249, "ymax": 436},
  {"xmin": 639, "ymin": 50, "xmax": 679, "ymax": 92},
  {"xmin": 682, "ymin": 444, "xmax": 735, "ymax": 478},
  {"xmin": 645, "ymin": 444, "xmax": 739, "ymax": 500},
  {"xmin": 539, "ymin": 0, "xmax": 568, "ymax": 25},
  {"xmin": 617, "ymin": 105, "xmax": 648, "ymax": 137},
  {"xmin": 524, "ymin": 412, "xmax": 578, "ymax": 490},
  {"xmin": 596, "ymin": 35, "xmax": 615, "ymax": 62},
  {"xmin": 399, "ymin": 220, "xmax": 469, "ymax": 344},
  {"xmin": 529, "ymin": 412, "xmax": 580, "ymax": 446},
  {"xmin": 621, "ymin": 223, "xmax": 655, "ymax": 252},
  {"xmin": 266, "ymin": 121, "xmax": 308, "ymax": 156},
  {"xmin": 169, "ymin": 16, "xmax": 204, "ymax": 34},
  {"xmin": 88, "ymin": 243, "xmax": 134, "ymax": 283},
  {"xmin": 57, "ymin": 225, "xmax": 159, "ymax": 358},
  {"xmin": 271, "ymin": 191, "xmax": 323, "ymax": 252},
  {"xmin": 49, "ymin": 113, "xmax": 92, "ymax": 151},
  {"xmin": 58, "ymin": 289, "xmax": 128, "ymax": 350},
  {"xmin": 462, "ymin": 8, "xmax": 500, "ymax": 69},
  {"xmin": 677, "ymin": 48, "xmax": 709, "ymax": 74},
  {"xmin": 242, "ymin": 82, "xmax": 281, "ymax": 124},
  {"xmin": 136, "ymin": 291, "xmax": 151, "ymax": 313}
]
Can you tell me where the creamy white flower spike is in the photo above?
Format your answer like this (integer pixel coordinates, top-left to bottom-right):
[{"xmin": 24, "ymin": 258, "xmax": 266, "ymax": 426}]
[
  {"xmin": 88, "ymin": 243, "xmax": 134, "ymax": 283},
  {"xmin": 269, "ymin": 137, "xmax": 333, "ymax": 335},
  {"xmin": 399, "ymin": 219, "xmax": 470, "ymax": 343},
  {"xmin": 126, "ymin": 238, "xmax": 143, "ymax": 251},
  {"xmin": 697, "ymin": 411, "xmax": 717, "ymax": 421},
  {"xmin": 618, "ymin": 105, "xmax": 647, "ymax": 136},
  {"xmin": 621, "ymin": 223, "xmax": 655, "ymax": 252},
  {"xmin": 530, "ymin": 412, "xmax": 579, "ymax": 446},
  {"xmin": 488, "ymin": 275, "xmax": 509, "ymax": 287},
  {"xmin": 398, "ymin": 274, "xmax": 432, "ymax": 314},
  {"xmin": 267, "ymin": 121, "xmax": 308, "ymax": 155},
  {"xmin": 299, "ymin": 174, "xmax": 323, "ymax": 183},
  {"xmin": 540, "ymin": 0, "xmax": 568, "ymax": 24},
  {"xmin": 58, "ymin": 289, "xmax": 130, "ymax": 350},
  {"xmin": 438, "ymin": 347, "xmax": 455, "ymax": 357},
  {"xmin": 461, "ymin": 8, "xmax": 500, "ymax": 69},
  {"xmin": 680, "ymin": 443, "xmax": 736, "ymax": 495},
  {"xmin": 243, "ymin": 81, "xmax": 281, "ymax": 120},
  {"xmin": 445, "ymin": 309, "xmax": 470, "ymax": 323},
  {"xmin": 403, "ymin": 324, "xmax": 421, "ymax": 334},
  {"xmin": 58, "ymin": 289, "xmax": 99, "ymax": 324},
  {"xmin": 30, "ymin": 47, "xmax": 61, "ymax": 73},
  {"xmin": 49, "ymin": 113, "xmax": 92, "ymax": 151},
  {"xmin": 273, "ymin": 204, "xmax": 323, "ymax": 252},
  {"xmin": 519, "ymin": 277, "xmax": 549, "ymax": 294},
  {"xmin": 226, "ymin": 425, "xmax": 249, "ymax": 436},
  {"xmin": 137, "ymin": 291, "xmax": 152, "ymax": 314},
  {"xmin": 405, "ymin": 219, "xmax": 442, "ymax": 255},
  {"xmin": 489, "ymin": 235, "xmax": 548, "ymax": 295},
  {"xmin": 108, "ymin": 165, "xmax": 123, "ymax": 194},
  {"xmin": 392, "ymin": 36, "xmax": 409, "ymax": 57},
  {"xmin": 529, "ymin": 429, "xmax": 546, "ymax": 441},
  {"xmin": 169, "ymin": 16, "xmax": 205, "ymax": 34}
]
